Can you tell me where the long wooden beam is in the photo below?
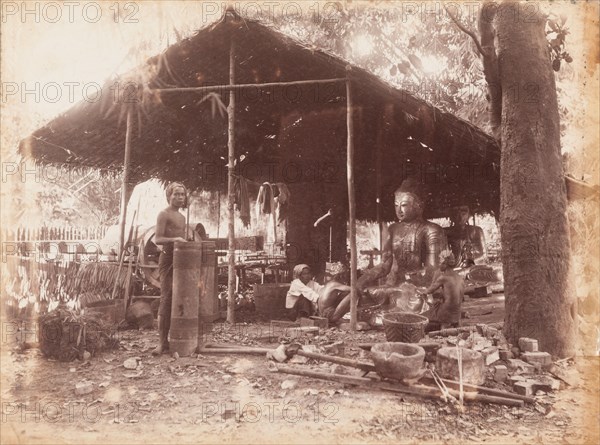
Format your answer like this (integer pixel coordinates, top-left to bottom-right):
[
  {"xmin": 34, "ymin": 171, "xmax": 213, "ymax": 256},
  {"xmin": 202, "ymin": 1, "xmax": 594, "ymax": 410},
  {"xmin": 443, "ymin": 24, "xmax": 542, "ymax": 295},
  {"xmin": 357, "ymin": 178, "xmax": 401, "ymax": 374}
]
[
  {"xmin": 153, "ymin": 77, "xmax": 346, "ymax": 94},
  {"xmin": 226, "ymin": 39, "xmax": 236, "ymax": 324},
  {"xmin": 346, "ymin": 74, "xmax": 358, "ymax": 331},
  {"xmin": 118, "ymin": 110, "xmax": 132, "ymax": 255}
]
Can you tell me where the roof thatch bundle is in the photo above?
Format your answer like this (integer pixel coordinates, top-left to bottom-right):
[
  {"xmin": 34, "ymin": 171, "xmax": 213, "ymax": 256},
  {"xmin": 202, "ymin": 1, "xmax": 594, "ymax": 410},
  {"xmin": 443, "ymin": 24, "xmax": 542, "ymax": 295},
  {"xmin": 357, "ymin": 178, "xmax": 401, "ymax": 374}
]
[{"xmin": 19, "ymin": 11, "xmax": 500, "ymax": 220}]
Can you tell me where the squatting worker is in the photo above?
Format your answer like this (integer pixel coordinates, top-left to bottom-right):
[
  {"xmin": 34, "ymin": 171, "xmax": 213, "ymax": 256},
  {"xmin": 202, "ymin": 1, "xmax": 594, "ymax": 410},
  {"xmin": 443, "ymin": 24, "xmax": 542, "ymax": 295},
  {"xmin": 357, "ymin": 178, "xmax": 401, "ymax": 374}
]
[
  {"xmin": 286, "ymin": 264, "xmax": 352, "ymax": 324},
  {"xmin": 152, "ymin": 182, "xmax": 188, "ymax": 356},
  {"xmin": 286, "ymin": 264, "xmax": 321, "ymax": 321}
]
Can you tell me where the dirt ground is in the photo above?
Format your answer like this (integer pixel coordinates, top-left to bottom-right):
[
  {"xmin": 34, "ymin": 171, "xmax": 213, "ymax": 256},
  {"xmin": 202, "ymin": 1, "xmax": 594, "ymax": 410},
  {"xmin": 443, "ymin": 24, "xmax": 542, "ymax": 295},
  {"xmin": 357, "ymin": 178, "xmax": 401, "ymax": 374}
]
[{"xmin": 1, "ymin": 295, "xmax": 599, "ymax": 445}]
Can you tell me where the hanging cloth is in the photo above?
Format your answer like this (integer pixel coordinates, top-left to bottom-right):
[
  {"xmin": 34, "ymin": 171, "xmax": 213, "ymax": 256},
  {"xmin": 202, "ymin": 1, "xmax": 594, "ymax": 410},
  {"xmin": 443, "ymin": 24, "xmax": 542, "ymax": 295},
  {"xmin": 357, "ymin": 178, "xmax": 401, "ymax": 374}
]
[
  {"xmin": 256, "ymin": 182, "xmax": 277, "ymax": 243},
  {"xmin": 233, "ymin": 176, "xmax": 251, "ymax": 228},
  {"xmin": 255, "ymin": 182, "xmax": 276, "ymax": 217},
  {"xmin": 274, "ymin": 182, "xmax": 291, "ymax": 224}
]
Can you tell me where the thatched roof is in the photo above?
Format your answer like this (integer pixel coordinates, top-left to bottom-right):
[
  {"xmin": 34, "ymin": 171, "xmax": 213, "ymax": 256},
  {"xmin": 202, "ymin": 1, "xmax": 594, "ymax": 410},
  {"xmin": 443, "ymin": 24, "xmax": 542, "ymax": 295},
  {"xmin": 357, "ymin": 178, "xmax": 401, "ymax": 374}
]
[{"xmin": 19, "ymin": 11, "xmax": 501, "ymax": 220}]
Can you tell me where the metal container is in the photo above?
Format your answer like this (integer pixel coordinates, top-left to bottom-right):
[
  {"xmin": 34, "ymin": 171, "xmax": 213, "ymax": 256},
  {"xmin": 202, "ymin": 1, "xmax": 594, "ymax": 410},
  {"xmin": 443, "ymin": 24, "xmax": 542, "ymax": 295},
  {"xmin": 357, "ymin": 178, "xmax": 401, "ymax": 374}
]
[
  {"xmin": 198, "ymin": 241, "xmax": 219, "ymax": 343},
  {"xmin": 171, "ymin": 241, "xmax": 202, "ymax": 356},
  {"xmin": 253, "ymin": 283, "xmax": 290, "ymax": 318}
]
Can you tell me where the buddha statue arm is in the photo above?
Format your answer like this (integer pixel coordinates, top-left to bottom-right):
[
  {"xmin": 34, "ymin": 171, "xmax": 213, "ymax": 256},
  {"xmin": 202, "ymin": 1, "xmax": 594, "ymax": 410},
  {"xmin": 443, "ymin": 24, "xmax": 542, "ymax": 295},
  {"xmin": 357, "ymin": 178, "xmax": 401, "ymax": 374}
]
[
  {"xmin": 356, "ymin": 228, "xmax": 394, "ymax": 292},
  {"xmin": 423, "ymin": 223, "xmax": 448, "ymax": 268}
]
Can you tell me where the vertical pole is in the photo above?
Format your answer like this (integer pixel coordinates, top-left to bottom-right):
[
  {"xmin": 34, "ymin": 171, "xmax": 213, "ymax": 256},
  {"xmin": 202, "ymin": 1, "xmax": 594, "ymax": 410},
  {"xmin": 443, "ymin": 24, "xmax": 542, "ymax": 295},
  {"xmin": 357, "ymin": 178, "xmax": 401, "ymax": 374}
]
[
  {"xmin": 227, "ymin": 38, "xmax": 236, "ymax": 324},
  {"xmin": 119, "ymin": 110, "xmax": 133, "ymax": 255},
  {"xmin": 346, "ymin": 74, "xmax": 358, "ymax": 331},
  {"xmin": 375, "ymin": 108, "xmax": 384, "ymax": 253}
]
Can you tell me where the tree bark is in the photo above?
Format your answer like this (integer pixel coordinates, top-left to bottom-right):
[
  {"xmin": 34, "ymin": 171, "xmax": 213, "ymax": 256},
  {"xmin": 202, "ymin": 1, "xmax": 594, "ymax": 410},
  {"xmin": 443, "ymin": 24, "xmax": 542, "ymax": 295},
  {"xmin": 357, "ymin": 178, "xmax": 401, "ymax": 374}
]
[{"xmin": 495, "ymin": 1, "xmax": 576, "ymax": 356}]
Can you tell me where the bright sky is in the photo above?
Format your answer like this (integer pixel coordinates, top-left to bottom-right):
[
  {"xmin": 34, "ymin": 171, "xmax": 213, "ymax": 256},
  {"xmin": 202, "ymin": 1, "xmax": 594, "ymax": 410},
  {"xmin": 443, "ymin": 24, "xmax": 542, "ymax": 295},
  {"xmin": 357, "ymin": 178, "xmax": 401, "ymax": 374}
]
[
  {"xmin": 1, "ymin": 2, "xmax": 219, "ymax": 132},
  {"xmin": 1, "ymin": 1, "xmax": 595, "ymax": 134}
]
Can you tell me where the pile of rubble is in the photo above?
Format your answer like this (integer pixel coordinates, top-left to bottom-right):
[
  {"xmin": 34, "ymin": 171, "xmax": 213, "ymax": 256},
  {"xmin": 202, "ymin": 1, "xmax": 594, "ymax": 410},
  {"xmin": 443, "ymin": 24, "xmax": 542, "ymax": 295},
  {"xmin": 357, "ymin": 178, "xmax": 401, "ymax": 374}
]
[
  {"xmin": 193, "ymin": 320, "xmax": 580, "ymax": 409},
  {"xmin": 424, "ymin": 325, "xmax": 580, "ymax": 397}
]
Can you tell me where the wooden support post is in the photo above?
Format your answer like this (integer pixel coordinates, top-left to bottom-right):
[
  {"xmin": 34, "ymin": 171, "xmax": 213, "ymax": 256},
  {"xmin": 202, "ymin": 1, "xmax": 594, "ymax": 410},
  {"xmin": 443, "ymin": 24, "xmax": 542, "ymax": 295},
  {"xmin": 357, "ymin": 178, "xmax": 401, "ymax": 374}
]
[
  {"xmin": 375, "ymin": 109, "xmax": 383, "ymax": 253},
  {"xmin": 346, "ymin": 74, "xmax": 358, "ymax": 331},
  {"xmin": 227, "ymin": 38, "xmax": 236, "ymax": 324},
  {"xmin": 118, "ymin": 110, "xmax": 133, "ymax": 255}
]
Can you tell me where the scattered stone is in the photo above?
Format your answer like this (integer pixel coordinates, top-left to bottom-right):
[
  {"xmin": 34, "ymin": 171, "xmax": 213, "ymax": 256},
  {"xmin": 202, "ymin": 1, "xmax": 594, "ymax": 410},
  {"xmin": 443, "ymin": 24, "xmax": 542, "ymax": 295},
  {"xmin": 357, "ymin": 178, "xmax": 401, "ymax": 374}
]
[
  {"xmin": 482, "ymin": 326, "xmax": 499, "ymax": 339},
  {"xmin": 482, "ymin": 346, "xmax": 500, "ymax": 365},
  {"xmin": 123, "ymin": 357, "xmax": 140, "ymax": 370},
  {"xmin": 322, "ymin": 341, "xmax": 344, "ymax": 356},
  {"xmin": 533, "ymin": 376, "xmax": 561, "ymax": 391},
  {"xmin": 330, "ymin": 364, "xmax": 349, "ymax": 375},
  {"xmin": 513, "ymin": 381, "xmax": 534, "ymax": 396},
  {"xmin": 499, "ymin": 350, "xmax": 513, "ymax": 361},
  {"xmin": 222, "ymin": 374, "xmax": 232, "ymax": 383},
  {"xmin": 281, "ymin": 379, "xmax": 297, "ymax": 390},
  {"xmin": 471, "ymin": 335, "xmax": 492, "ymax": 351},
  {"xmin": 266, "ymin": 344, "xmax": 289, "ymax": 363},
  {"xmin": 493, "ymin": 365, "xmax": 508, "ymax": 383},
  {"xmin": 548, "ymin": 365, "xmax": 580, "ymax": 388},
  {"xmin": 511, "ymin": 346, "xmax": 521, "ymax": 357},
  {"xmin": 172, "ymin": 352, "xmax": 179, "ymax": 359},
  {"xmin": 289, "ymin": 355, "xmax": 309, "ymax": 364},
  {"xmin": 535, "ymin": 390, "xmax": 546, "ymax": 396},
  {"xmin": 521, "ymin": 352, "xmax": 552, "ymax": 370},
  {"xmin": 82, "ymin": 351, "xmax": 92, "ymax": 361},
  {"xmin": 75, "ymin": 381, "xmax": 94, "ymax": 395},
  {"xmin": 287, "ymin": 326, "xmax": 319, "ymax": 338},
  {"xmin": 518, "ymin": 338, "xmax": 539, "ymax": 352},
  {"xmin": 509, "ymin": 375, "xmax": 526, "ymax": 384},
  {"xmin": 356, "ymin": 321, "xmax": 371, "ymax": 331},
  {"xmin": 506, "ymin": 359, "xmax": 536, "ymax": 374}
]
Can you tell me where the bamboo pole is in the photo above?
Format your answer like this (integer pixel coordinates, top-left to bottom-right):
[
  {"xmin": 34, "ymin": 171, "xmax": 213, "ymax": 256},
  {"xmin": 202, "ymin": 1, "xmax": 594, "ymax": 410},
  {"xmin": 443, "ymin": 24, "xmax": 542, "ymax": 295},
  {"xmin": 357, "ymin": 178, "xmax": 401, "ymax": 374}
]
[
  {"xmin": 227, "ymin": 38, "xmax": 236, "ymax": 324},
  {"xmin": 273, "ymin": 364, "xmax": 523, "ymax": 407},
  {"xmin": 201, "ymin": 343, "xmax": 377, "ymax": 372},
  {"xmin": 376, "ymin": 108, "xmax": 383, "ymax": 253},
  {"xmin": 154, "ymin": 78, "xmax": 345, "ymax": 94},
  {"xmin": 346, "ymin": 74, "xmax": 358, "ymax": 331},
  {"xmin": 118, "ymin": 110, "xmax": 133, "ymax": 256}
]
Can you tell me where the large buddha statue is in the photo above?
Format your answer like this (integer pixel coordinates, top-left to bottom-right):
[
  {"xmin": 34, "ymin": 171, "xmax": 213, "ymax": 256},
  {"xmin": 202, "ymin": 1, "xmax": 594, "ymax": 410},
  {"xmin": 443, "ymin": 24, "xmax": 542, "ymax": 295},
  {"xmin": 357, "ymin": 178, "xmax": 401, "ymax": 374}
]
[
  {"xmin": 357, "ymin": 178, "xmax": 447, "ymax": 296},
  {"xmin": 445, "ymin": 204, "xmax": 487, "ymax": 268}
]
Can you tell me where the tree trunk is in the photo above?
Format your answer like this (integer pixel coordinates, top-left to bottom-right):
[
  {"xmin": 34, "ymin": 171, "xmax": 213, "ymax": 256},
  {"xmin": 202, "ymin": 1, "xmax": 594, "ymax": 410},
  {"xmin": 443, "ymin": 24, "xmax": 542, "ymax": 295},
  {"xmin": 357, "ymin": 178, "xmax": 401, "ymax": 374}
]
[{"xmin": 495, "ymin": 1, "xmax": 576, "ymax": 357}]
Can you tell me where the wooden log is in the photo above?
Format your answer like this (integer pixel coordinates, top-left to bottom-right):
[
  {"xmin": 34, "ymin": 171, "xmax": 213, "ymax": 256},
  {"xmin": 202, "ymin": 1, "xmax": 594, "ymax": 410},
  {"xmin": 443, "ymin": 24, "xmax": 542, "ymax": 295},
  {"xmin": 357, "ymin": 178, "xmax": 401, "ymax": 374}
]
[
  {"xmin": 295, "ymin": 350, "xmax": 376, "ymax": 373},
  {"xmin": 346, "ymin": 75, "xmax": 358, "ymax": 331},
  {"xmin": 226, "ymin": 37, "xmax": 236, "ymax": 324},
  {"xmin": 273, "ymin": 364, "xmax": 523, "ymax": 407},
  {"xmin": 155, "ymin": 77, "xmax": 346, "ymax": 94},
  {"xmin": 198, "ymin": 347, "xmax": 269, "ymax": 355},
  {"xmin": 202, "ymin": 343, "xmax": 376, "ymax": 372}
]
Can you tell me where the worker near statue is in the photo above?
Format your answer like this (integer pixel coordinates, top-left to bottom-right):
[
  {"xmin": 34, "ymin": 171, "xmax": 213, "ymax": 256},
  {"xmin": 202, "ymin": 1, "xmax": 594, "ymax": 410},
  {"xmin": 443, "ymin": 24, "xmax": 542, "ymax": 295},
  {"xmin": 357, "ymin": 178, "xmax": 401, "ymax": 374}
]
[{"xmin": 152, "ymin": 182, "xmax": 189, "ymax": 356}]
